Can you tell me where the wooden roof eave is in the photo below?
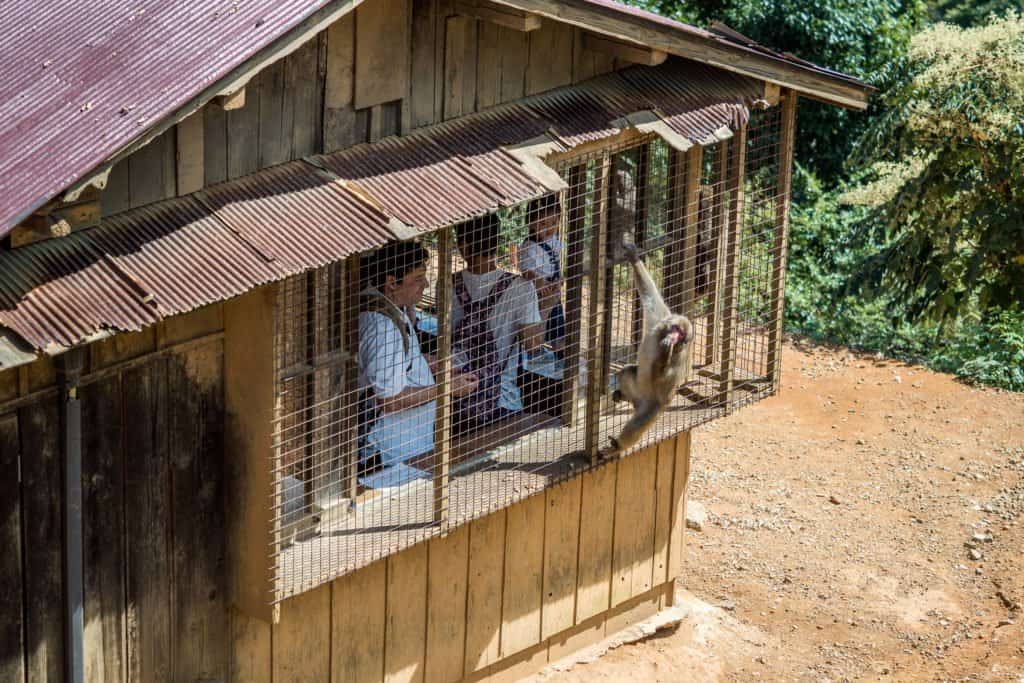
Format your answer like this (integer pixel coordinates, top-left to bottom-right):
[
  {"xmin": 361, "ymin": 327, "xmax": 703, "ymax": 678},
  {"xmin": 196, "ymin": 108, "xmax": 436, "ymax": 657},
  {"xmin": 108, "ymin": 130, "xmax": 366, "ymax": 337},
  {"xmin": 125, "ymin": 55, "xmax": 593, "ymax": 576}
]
[{"xmin": 492, "ymin": 0, "xmax": 873, "ymax": 111}]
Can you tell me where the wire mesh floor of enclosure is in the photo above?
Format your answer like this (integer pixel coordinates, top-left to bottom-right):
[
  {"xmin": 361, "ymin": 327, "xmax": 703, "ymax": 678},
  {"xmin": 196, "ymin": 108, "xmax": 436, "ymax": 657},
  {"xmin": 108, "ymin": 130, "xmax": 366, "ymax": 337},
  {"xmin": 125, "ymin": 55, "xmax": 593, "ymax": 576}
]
[{"xmin": 271, "ymin": 105, "xmax": 788, "ymax": 602}]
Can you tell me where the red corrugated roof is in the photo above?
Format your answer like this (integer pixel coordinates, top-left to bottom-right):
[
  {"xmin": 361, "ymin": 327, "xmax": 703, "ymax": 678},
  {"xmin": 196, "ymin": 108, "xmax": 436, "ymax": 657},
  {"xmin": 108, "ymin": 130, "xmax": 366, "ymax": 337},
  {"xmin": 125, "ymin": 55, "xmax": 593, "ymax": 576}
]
[
  {"xmin": 0, "ymin": 60, "xmax": 761, "ymax": 355},
  {"xmin": 0, "ymin": 0, "xmax": 350, "ymax": 237}
]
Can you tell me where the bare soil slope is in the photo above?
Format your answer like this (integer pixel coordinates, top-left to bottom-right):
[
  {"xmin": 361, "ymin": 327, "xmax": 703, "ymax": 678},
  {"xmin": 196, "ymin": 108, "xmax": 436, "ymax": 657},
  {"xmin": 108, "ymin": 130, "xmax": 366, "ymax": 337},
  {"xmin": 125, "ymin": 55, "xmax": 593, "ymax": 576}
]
[{"xmin": 543, "ymin": 340, "xmax": 1024, "ymax": 682}]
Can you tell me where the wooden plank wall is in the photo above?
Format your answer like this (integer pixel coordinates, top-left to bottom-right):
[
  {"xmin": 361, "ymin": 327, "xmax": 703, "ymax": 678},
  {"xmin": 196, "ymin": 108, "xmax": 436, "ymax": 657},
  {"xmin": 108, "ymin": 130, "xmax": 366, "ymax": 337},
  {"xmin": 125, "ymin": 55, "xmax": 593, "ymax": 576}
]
[
  {"xmin": 231, "ymin": 432, "xmax": 691, "ymax": 683},
  {"xmin": 0, "ymin": 306, "xmax": 229, "ymax": 683},
  {"xmin": 102, "ymin": 0, "xmax": 619, "ymax": 217}
]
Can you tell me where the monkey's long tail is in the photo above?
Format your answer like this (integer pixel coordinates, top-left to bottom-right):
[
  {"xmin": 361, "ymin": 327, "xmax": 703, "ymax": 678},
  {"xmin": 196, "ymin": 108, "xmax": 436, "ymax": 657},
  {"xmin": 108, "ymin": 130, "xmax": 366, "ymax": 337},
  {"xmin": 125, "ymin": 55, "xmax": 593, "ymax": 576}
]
[{"xmin": 609, "ymin": 400, "xmax": 664, "ymax": 454}]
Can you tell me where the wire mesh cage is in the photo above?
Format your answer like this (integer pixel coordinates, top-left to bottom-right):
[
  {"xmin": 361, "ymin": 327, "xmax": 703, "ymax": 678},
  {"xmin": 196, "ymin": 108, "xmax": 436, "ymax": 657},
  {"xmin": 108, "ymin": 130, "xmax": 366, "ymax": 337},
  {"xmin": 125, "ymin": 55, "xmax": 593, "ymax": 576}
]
[{"xmin": 271, "ymin": 105, "xmax": 790, "ymax": 602}]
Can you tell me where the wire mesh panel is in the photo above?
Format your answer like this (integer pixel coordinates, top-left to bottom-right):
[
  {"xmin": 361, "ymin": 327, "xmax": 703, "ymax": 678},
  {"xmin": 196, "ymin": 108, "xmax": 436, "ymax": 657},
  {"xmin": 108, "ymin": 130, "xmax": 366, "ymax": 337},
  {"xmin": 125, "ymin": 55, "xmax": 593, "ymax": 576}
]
[{"xmin": 270, "ymin": 104, "xmax": 790, "ymax": 602}]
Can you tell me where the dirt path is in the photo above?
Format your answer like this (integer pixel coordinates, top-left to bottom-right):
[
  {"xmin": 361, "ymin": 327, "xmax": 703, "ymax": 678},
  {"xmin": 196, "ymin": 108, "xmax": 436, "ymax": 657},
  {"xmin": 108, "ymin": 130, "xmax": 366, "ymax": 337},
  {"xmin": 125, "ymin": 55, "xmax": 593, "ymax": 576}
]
[{"xmin": 538, "ymin": 340, "xmax": 1024, "ymax": 682}]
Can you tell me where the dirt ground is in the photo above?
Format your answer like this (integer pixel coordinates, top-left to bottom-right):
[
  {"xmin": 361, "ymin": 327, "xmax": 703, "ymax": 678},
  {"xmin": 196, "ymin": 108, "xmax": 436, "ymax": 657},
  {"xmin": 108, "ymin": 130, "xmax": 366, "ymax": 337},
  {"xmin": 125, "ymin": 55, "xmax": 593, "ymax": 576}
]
[{"xmin": 540, "ymin": 339, "xmax": 1024, "ymax": 682}]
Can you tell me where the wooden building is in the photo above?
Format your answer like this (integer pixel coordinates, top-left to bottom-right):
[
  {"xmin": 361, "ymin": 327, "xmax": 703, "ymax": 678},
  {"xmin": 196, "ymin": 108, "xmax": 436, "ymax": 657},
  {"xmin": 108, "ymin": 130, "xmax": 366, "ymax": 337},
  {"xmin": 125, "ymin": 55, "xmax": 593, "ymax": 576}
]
[{"xmin": 0, "ymin": 0, "xmax": 870, "ymax": 681}]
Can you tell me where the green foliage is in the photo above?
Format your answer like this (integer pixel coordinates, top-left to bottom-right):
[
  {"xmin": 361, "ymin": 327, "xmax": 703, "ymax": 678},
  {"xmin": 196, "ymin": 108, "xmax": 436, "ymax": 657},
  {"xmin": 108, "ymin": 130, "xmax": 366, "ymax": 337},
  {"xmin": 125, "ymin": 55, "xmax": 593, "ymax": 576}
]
[
  {"xmin": 785, "ymin": 165, "xmax": 1024, "ymax": 391},
  {"xmin": 930, "ymin": 308, "xmax": 1024, "ymax": 390},
  {"xmin": 626, "ymin": 0, "xmax": 925, "ymax": 182},
  {"xmin": 844, "ymin": 14, "xmax": 1024, "ymax": 322},
  {"xmin": 929, "ymin": 0, "xmax": 1023, "ymax": 26}
]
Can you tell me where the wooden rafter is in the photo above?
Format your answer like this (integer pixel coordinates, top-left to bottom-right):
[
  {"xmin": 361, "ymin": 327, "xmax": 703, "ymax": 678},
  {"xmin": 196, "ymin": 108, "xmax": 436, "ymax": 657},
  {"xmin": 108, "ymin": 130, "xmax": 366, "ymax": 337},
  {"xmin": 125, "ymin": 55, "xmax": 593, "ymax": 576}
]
[
  {"xmin": 582, "ymin": 33, "xmax": 667, "ymax": 67},
  {"xmin": 214, "ymin": 88, "xmax": 246, "ymax": 111},
  {"xmin": 455, "ymin": 0, "xmax": 542, "ymax": 31},
  {"xmin": 490, "ymin": 0, "xmax": 871, "ymax": 109}
]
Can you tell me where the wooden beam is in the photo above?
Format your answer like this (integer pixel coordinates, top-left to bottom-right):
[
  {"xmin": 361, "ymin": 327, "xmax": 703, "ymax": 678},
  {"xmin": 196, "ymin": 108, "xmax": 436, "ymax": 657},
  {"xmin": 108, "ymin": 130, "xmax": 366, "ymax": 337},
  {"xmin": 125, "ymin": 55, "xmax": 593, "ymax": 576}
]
[
  {"xmin": 489, "ymin": 0, "xmax": 871, "ymax": 110},
  {"xmin": 342, "ymin": 257, "xmax": 361, "ymax": 506},
  {"xmin": 10, "ymin": 198, "xmax": 102, "ymax": 248},
  {"xmin": 582, "ymin": 33, "xmax": 667, "ymax": 67},
  {"xmin": 766, "ymin": 93, "xmax": 798, "ymax": 387},
  {"xmin": 630, "ymin": 143, "xmax": 651, "ymax": 347},
  {"xmin": 456, "ymin": 0, "xmax": 542, "ymax": 31},
  {"xmin": 434, "ymin": 227, "xmax": 454, "ymax": 525},
  {"xmin": 561, "ymin": 166, "xmax": 586, "ymax": 427},
  {"xmin": 215, "ymin": 89, "xmax": 246, "ymax": 111},
  {"xmin": 680, "ymin": 146, "xmax": 703, "ymax": 323},
  {"xmin": 702, "ymin": 142, "xmax": 730, "ymax": 367},
  {"xmin": 224, "ymin": 285, "xmax": 278, "ymax": 622},
  {"xmin": 717, "ymin": 127, "xmax": 747, "ymax": 407},
  {"xmin": 763, "ymin": 82, "xmax": 782, "ymax": 107},
  {"xmin": 175, "ymin": 112, "xmax": 205, "ymax": 195},
  {"xmin": 584, "ymin": 152, "xmax": 611, "ymax": 463}
]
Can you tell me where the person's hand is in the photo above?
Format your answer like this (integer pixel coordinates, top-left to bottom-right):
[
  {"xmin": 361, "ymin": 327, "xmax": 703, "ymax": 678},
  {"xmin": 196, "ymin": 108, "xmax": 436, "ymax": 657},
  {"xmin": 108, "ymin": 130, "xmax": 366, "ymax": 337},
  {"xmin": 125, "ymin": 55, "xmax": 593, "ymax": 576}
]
[{"xmin": 451, "ymin": 372, "xmax": 479, "ymax": 397}]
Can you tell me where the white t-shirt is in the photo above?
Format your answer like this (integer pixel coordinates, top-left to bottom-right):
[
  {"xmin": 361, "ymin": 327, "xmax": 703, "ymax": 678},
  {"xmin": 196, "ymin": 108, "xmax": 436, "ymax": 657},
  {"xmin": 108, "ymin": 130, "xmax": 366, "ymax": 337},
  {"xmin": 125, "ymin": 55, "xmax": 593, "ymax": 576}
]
[
  {"xmin": 358, "ymin": 288, "xmax": 435, "ymax": 466},
  {"xmin": 451, "ymin": 270, "xmax": 541, "ymax": 413},
  {"xmin": 519, "ymin": 236, "xmax": 563, "ymax": 281}
]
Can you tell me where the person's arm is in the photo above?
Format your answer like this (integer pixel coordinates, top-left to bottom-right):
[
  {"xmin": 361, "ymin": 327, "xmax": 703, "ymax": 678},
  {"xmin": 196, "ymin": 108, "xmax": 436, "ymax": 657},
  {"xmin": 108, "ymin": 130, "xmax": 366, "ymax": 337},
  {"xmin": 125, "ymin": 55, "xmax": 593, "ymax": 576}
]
[
  {"xmin": 377, "ymin": 384, "xmax": 438, "ymax": 414},
  {"xmin": 513, "ymin": 280, "xmax": 545, "ymax": 353},
  {"xmin": 521, "ymin": 270, "xmax": 556, "ymax": 321}
]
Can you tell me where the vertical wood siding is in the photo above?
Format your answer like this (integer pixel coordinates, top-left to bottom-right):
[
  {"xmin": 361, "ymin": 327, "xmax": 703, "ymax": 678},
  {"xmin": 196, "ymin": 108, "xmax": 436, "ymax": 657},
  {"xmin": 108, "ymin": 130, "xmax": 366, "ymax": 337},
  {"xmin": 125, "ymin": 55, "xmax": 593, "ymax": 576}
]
[
  {"xmin": 0, "ymin": 308, "xmax": 227, "ymax": 683},
  {"xmin": 101, "ymin": 0, "xmax": 616, "ymax": 217},
  {"xmin": 231, "ymin": 433, "xmax": 689, "ymax": 683}
]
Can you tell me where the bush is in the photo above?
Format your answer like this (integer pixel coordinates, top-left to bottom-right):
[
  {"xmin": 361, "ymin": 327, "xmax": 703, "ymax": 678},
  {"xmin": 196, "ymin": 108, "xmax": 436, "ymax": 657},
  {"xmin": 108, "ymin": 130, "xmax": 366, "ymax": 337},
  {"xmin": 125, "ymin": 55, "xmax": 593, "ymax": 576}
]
[
  {"xmin": 931, "ymin": 308, "xmax": 1024, "ymax": 390},
  {"xmin": 785, "ymin": 165, "xmax": 1024, "ymax": 391}
]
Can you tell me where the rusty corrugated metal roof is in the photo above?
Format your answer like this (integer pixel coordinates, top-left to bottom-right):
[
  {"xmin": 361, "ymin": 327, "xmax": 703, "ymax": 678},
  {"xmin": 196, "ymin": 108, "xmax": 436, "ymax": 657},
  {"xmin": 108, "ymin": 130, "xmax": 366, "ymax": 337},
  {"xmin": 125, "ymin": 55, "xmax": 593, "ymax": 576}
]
[
  {"xmin": 0, "ymin": 230, "xmax": 160, "ymax": 351},
  {"xmin": 94, "ymin": 198, "xmax": 283, "ymax": 317},
  {"xmin": 0, "ymin": 60, "xmax": 761, "ymax": 356},
  {"xmin": 0, "ymin": 0, "xmax": 354, "ymax": 237},
  {"xmin": 197, "ymin": 161, "xmax": 401, "ymax": 273}
]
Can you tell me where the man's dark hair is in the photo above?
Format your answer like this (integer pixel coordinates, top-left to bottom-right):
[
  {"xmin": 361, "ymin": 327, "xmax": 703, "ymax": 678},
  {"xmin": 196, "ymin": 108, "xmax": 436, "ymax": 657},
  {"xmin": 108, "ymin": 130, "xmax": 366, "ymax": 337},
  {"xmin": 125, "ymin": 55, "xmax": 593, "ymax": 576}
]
[
  {"xmin": 365, "ymin": 239, "xmax": 429, "ymax": 291},
  {"xmin": 455, "ymin": 212, "xmax": 502, "ymax": 259}
]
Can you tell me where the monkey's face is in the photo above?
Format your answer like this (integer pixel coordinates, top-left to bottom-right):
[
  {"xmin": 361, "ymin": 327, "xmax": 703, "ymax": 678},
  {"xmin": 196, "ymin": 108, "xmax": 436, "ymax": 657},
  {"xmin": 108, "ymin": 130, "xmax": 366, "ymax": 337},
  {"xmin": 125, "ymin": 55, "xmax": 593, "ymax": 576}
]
[{"xmin": 659, "ymin": 317, "xmax": 693, "ymax": 349}]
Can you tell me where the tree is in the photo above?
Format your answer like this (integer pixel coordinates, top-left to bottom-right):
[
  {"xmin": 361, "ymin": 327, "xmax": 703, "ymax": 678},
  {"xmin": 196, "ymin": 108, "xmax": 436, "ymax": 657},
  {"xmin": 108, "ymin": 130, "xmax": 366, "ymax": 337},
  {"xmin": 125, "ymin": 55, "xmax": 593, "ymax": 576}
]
[
  {"xmin": 626, "ymin": 0, "xmax": 924, "ymax": 182},
  {"xmin": 843, "ymin": 14, "xmax": 1024, "ymax": 321}
]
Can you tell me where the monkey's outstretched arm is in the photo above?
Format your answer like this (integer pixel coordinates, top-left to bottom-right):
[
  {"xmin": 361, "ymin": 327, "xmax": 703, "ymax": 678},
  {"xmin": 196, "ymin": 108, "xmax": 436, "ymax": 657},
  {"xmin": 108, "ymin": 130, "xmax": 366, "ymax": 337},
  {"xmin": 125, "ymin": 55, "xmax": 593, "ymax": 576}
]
[
  {"xmin": 619, "ymin": 232, "xmax": 671, "ymax": 326},
  {"xmin": 608, "ymin": 399, "xmax": 663, "ymax": 454},
  {"xmin": 632, "ymin": 260, "xmax": 671, "ymax": 329}
]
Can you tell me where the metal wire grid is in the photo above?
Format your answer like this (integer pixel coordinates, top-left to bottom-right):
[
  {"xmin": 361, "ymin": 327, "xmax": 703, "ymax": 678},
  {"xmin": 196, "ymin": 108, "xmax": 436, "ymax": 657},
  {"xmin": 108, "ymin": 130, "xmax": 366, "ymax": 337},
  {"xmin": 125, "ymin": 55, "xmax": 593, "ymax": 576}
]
[{"xmin": 270, "ymin": 107, "xmax": 787, "ymax": 602}]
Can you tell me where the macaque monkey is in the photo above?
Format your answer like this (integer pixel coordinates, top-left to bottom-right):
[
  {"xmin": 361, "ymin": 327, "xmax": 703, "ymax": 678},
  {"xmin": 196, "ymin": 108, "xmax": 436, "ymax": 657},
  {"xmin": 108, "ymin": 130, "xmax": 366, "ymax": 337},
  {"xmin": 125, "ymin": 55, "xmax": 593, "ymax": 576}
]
[{"xmin": 605, "ymin": 234, "xmax": 693, "ymax": 456}]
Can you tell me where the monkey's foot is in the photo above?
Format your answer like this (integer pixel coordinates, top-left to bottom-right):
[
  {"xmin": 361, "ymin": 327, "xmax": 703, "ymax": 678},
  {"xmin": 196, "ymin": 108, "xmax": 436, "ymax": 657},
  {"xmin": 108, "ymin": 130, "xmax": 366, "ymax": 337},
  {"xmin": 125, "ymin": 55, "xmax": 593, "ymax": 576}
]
[{"xmin": 598, "ymin": 438, "xmax": 623, "ymax": 460}]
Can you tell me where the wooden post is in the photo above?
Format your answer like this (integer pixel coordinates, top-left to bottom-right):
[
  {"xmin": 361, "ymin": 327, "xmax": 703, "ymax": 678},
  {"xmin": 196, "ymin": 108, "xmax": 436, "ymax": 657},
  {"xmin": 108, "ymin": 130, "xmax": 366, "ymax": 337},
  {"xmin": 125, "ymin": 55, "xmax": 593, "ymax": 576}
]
[
  {"xmin": 663, "ymin": 146, "xmax": 703, "ymax": 382},
  {"xmin": 630, "ymin": 143, "xmax": 650, "ymax": 347},
  {"xmin": 585, "ymin": 153, "xmax": 611, "ymax": 462},
  {"xmin": 434, "ymin": 228, "xmax": 454, "ymax": 525},
  {"xmin": 561, "ymin": 168, "xmax": 587, "ymax": 426},
  {"xmin": 680, "ymin": 147, "xmax": 704, "ymax": 323},
  {"xmin": 662, "ymin": 149, "xmax": 686, "ymax": 314},
  {"xmin": 342, "ymin": 257, "xmax": 361, "ymax": 506},
  {"xmin": 702, "ymin": 142, "xmax": 730, "ymax": 367},
  {"xmin": 717, "ymin": 127, "xmax": 748, "ymax": 406},
  {"xmin": 766, "ymin": 94, "xmax": 798, "ymax": 387},
  {"xmin": 225, "ymin": 285, "xmax": 278, "ymax": 621}
]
